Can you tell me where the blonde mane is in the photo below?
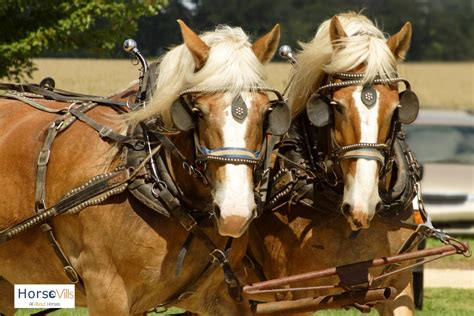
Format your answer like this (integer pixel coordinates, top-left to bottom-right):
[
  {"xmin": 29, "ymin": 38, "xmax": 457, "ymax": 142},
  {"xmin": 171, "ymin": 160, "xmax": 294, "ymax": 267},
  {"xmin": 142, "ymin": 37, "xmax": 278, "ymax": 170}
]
[
  {"xmin": 289, "ymin": 12, "xmax": 398, "ymax": 116},
  {"xmin": 126, "ymin": 25, "xmax": 266, "ymax": 127}
]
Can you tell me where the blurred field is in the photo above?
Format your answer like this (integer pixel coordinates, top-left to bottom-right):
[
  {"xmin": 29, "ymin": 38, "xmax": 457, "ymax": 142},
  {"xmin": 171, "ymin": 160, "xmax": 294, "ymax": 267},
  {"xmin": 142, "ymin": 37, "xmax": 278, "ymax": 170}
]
[{"xmin": 13, "ymin": 59, "xmax": 474, "ymax": 109}]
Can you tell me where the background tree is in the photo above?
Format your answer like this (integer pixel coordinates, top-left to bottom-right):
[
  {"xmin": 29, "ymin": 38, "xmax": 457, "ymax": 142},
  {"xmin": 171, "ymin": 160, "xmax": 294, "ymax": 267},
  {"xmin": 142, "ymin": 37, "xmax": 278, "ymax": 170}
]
[
  {"xmin": 135, "ymin": 0, "xmax": 473, "ymax": 62},
  {"xmin": 1, "ymin": 0, "xmax": 472, "ymax": 81},
  {"xmin": 0, "ymin": 0, "xmax": 168, "ymax": 81}
]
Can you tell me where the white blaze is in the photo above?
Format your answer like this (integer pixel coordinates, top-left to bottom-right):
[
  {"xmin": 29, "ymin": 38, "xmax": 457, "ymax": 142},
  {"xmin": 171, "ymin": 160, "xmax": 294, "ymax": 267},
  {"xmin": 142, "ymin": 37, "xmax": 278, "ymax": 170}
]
[
  {"xmin": 343, "ymin": 87, "xmax": 382, "ymax": 222},
  {"xmin": 214, "ymin": 92, "xmax": 256, "ymax": 237}
]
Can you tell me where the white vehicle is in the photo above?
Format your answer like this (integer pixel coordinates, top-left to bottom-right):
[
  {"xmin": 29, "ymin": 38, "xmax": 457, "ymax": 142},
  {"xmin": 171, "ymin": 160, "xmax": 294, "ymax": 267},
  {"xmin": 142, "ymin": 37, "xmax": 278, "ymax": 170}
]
[{"xmin": 405, "ymin": 110, "xmax": 474, "ymax": 235}]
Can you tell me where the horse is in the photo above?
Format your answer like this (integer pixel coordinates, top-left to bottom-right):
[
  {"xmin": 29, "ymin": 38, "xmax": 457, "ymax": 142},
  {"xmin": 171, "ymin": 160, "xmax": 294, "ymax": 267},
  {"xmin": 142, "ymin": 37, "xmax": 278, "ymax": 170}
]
[
  {"xmin": 0, "ymin": 20, "xmax": 284, "ymax": 315},
  {"xmin": 247, "ymin": 12, "xmax": 422, "ymax": 315}
]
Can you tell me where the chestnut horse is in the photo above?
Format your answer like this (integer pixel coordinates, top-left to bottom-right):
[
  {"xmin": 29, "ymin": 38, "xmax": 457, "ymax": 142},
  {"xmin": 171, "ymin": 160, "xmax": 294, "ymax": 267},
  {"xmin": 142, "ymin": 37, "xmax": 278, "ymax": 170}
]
[
  {"xmin": 0, "ymin": 21, "xmax": 282, "ymax": 315},
  {"xmin": 248, "ymin": 12, "xmax": 420, "ymax": 315}
]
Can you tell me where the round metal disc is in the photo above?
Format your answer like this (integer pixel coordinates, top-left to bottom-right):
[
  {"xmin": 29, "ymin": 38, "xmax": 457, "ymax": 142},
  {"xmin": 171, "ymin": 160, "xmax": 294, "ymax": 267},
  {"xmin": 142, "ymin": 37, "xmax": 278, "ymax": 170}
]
[
  {"xmin": 232, "ymin": 96, "xmax": 248, "ymax": 122},
  {"xmin": 361, "ymin": 85, "xmax": 377, "ymax": 107}
]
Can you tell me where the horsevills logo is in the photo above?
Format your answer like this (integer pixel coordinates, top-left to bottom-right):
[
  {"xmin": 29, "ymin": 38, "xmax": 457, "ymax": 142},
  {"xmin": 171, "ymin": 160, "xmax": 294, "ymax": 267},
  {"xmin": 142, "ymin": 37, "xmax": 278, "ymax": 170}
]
[{"xmin": 14, "ymin": 284, "xmax": 75, "ymax": 308}]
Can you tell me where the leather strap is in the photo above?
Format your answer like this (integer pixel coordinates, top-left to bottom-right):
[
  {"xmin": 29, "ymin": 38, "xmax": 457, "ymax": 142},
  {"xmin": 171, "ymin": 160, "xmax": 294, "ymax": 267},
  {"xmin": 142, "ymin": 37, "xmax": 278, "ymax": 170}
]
[
  {"xmin": 35, "ymin": 120, "xmax": 60, "ymax": 211},
  {"xmin": 338, "ymin": 148, "xmax": 385, "ymax": 165},
  {"xmin": 68, "ymin": 107, "xmax": 135, "ymax": 145},
  {"xmin": 34, "ymin": 102, "xmax": 98, "ymax": 212},
  {"xmin": 1, "ymin": 92, "xmax": 67, "ymax": 114},
  {"xmin": 158, "ymin": 238, "xmax": 242, "ymax": 308},
  {"xmin": 40, "ymin": 223, "xmax": 82, "ymax": 285},
  {"xmin": 0, "ymin": 169, "xmax": 131, "ymax": 244},
  {"xmin": 0, "ymin": 82, "xmax": 128, "ymax": 107},
  {"xmin": 150, "ymin": 131, "xmax": 206, "ymax": 182}
]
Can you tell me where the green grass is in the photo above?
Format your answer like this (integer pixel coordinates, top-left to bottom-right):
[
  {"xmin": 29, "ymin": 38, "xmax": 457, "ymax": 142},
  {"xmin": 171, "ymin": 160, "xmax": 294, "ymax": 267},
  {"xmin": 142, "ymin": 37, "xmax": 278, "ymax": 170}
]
[
  {"xmin": 306, "ymin": 288, "xmax": 474, "ymax": 316},
  {"xmin": 15, "ymin": 289, "xmax": 474, "ymax": 315}
]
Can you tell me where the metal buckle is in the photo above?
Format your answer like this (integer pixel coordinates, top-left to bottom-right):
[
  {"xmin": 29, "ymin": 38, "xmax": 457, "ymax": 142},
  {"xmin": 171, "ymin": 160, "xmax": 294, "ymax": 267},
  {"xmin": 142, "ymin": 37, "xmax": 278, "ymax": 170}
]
[
  {"xmin": 209, "ymin": 249, "xmax": 228, "ymax": 265},
  {"xmin": 99, "ymin": 126, "xmax": 112, "ymax": 138},
  {"xmin": 183, "ymin": 214, "xmax": 197, "ymax": 231},
  {"xmin": 151, "ymin": 181, "xmax": 168, "ymax": 198},
  {"xmin": 182, "ymin": 162, "xmax": 193, "ymax": 176},
  {"xmin": 37, "ymin": 149, "xmax": 51, "ymax": 166},
  {"xmin": 55, "ymin": 120, "xmax": 65, "ymax": 131},
  {"xmin": 64, "ymin": 266, "xmax": 79, "ymax": 284}
]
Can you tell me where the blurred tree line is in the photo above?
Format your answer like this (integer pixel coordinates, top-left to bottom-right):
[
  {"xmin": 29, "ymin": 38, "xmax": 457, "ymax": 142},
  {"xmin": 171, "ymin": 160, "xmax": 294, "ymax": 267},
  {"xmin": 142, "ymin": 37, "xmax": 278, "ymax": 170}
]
[
  {"xmin": 0, "ymin": 0, "xmax": 167, "ymax": 80},
  {"xmin": 131, "ymin": 0, "xmax": 473, "ymax": 61},
  {"xmin": 1, "ymin": 0, "xmax": 472, "ymax": 80}
]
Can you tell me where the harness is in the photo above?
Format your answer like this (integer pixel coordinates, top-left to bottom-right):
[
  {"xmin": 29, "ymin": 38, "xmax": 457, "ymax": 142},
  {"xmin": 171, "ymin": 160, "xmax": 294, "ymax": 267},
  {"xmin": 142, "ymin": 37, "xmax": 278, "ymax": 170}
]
[
  {"xmin": 0, "ymin": 83, "xmax": 247, "ymax": 306},
  {"xmin": 0, "ymin": 59, "xmax": 289, "ymax": 309},
  {"xmin": 247, "ymin": 69, "xmax": 470, "ymax": 313},
  {"xmin": 267, "ymin": 71, "xmax": 421, "ymax": 217}
]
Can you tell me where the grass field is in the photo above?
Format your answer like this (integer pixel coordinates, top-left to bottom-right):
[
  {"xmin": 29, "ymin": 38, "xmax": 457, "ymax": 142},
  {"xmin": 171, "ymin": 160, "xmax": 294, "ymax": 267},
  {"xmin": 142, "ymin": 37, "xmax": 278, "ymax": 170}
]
[{"xmin": 9, "ymin": 59, "xmax": 474, "ymax": 110}]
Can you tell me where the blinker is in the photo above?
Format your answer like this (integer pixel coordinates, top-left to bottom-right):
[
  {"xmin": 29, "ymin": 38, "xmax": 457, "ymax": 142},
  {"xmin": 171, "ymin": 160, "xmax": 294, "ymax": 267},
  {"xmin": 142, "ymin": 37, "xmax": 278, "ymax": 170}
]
[
  {"xmin": 171, "ymin": 97, "xmax": 195, "ymax": 131},
  {"xmin": 306, "ymin": 94, "xmax": 332, "ymax": 127},
  {"xmin": 265, "ymin": 100, "xmax": 291, "ymax": 136},
  {"xmin": 397, "ymin": 90, "xmax": 419, "ymax": 124}
]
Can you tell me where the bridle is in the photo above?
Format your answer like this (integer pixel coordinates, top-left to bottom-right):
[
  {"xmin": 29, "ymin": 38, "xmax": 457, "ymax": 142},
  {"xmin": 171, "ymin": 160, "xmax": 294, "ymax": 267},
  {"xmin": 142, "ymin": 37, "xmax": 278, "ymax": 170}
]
[
  {"xmin": 171, "ymin": 86, "xmax": 290, "ymax": 171},
  {"xmin": 306, "ymin": 71, "xmax": 420, "ymax": 183},
  {"xmin": 147, "ymin": 86, "xmax": 290, "ymax": 215}
]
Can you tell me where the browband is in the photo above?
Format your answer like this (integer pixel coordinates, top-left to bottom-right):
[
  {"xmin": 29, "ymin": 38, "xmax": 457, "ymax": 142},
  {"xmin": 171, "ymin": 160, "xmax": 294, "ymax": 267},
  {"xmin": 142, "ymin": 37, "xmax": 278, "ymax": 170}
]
[
  {"xmin": 317, "ymin": 74, "xmax": 412, "ymax": 93},
  {"xmin": 179, "ymin": 86, "xmax": 284, "ymax": 100}
]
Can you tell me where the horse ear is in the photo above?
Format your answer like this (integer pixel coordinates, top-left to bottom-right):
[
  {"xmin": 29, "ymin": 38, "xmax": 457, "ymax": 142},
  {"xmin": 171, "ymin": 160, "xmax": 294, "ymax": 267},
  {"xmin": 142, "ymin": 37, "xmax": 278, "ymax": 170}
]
[
  {"xmin": 329, "ymin": 16, "xmax": 347, "ymax": 49},
  {"xmin": 387, "ymin": 22, "xmax": 412, "ymax": 61},
  {"xmin": 252, "ymin": 24, "xmax": 281, "ymax": 64},
  {"xmin": 177, "ymin": 19, "xmax": 210, "ymax": 69}
]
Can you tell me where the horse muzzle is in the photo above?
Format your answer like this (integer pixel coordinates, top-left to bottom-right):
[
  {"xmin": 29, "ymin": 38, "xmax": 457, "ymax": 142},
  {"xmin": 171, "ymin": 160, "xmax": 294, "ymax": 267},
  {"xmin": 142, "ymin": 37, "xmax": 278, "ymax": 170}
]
[{"xmin": 213, "ymin": 203, "xmax": 256, "ymax": 237}]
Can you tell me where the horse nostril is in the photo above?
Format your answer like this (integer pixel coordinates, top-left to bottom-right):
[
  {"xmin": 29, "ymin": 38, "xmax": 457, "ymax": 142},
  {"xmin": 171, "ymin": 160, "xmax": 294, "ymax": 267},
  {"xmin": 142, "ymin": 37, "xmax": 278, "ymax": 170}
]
[
  {"xmin": 341, "ymin": 203, "xmax": 352, "ymax": 217},
  {"xmin": 213, "ymin": 203, "xmax": 221, "ymax": 218},
  {"xmin": 352, "ymin": 218, "xmax": 363, "ymax": 229}
]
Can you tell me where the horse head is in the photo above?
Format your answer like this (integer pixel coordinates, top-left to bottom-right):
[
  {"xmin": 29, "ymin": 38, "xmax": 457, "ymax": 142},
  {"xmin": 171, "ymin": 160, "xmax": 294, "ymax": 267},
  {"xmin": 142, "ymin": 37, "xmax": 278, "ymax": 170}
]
[
  {"xmin": 131, "ymin": 21, "xmax": 284, "ymax": 238},
  {"xmin": 292, "ymin": 13, "xmax": 418, "ymax": 230}
]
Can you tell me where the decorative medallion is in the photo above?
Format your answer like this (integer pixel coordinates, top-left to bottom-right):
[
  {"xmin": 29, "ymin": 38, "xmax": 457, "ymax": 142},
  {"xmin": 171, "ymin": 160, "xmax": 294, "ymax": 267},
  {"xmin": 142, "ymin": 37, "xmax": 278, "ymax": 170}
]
[
  {"xmin": 231, "ymin": 96, "xmax": 248, "ymax": 122},
  {"xmin": 361, "ymin": 85, "xmax": 377, "ymax": 107}
]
